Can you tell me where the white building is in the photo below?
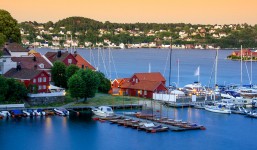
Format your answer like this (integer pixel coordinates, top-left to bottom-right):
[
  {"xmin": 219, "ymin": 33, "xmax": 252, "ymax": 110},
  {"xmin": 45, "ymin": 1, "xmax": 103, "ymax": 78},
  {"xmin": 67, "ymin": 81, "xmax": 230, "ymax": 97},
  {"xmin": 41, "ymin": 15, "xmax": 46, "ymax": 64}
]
[{"xmin": 0, "ymin": 48, "xmax": 17, "ymax": 75}]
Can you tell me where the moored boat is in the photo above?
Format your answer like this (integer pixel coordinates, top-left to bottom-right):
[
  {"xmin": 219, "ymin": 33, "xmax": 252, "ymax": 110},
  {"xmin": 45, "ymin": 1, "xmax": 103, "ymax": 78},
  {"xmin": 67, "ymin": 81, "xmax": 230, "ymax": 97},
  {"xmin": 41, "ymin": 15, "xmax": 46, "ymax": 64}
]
[
  {"xmin": 0, "ymin": 111, "xmax": 11, "ymax": 117},
  {"xmin": 204, "ymin": 105, "xmax": 231, "ymax": 114},
  {"xmin": 54, "ymin": 108, "xmax": 69, "ymax": 116},
  {"xmin": 92, "ymin": 106, "xmax": 114, "ymax": 117}
]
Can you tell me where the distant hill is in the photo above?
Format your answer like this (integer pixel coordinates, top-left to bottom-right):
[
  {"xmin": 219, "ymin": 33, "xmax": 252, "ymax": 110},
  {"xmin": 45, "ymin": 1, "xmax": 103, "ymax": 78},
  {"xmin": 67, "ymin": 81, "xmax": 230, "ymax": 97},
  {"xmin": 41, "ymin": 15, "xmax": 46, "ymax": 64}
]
[{"xmin": 54, "ymin": 17, "xmax": 104, "ymax": 32}]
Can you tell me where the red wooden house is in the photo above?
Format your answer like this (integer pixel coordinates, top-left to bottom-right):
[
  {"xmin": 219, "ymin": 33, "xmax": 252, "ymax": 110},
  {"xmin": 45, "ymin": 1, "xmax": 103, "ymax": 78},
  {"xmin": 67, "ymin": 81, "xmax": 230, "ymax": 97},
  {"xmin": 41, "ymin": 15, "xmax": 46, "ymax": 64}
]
[
  {"xmin": 118, "ymin": 72, "xmax": 168, "ymax": 99},
  {"xmin": 45, "ymin": 51, "xmax": 77, "ymax": 66},
  {"xmin": 4, "ymin": 68, "xmax": 50, "ymax": 93}
]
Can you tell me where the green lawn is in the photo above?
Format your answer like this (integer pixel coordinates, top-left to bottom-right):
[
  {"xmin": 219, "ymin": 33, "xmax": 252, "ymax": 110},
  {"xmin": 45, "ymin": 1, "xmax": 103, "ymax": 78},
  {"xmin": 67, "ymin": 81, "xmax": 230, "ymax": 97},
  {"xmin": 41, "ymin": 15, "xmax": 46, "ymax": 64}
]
[{"xmin": 72, "ymin": 93, "xmax": 148, "ymax": 106}]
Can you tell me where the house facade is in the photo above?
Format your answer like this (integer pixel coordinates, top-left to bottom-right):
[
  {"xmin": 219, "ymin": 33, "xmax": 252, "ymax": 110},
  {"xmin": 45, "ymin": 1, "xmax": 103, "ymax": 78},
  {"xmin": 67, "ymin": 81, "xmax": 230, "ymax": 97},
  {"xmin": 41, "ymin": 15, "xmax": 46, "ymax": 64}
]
[
  {"xmin": 4, "ymin": 68, "xmax": 50, "ymax": 93},
  {"xmin": 114, "ymin": 72, "xmax": 168, "ymax": 99},
  {"xmin": 0, "ymin": 48, "xmax": 17, "ymax": 74}
]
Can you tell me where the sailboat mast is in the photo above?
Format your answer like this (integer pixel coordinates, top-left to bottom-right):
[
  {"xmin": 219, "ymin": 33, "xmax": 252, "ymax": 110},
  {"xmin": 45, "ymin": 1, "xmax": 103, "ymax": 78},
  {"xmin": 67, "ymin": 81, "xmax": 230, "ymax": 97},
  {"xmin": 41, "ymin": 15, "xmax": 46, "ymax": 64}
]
[
  {"xmin": 177, "ymin": 59, "xmax": 179, "ymax": 88},
  {"xmin": 214, "ymin": 48, "xmax": 218, "ymax": 101},
  {"xmin": 109, "ymin": 46, "xmax": 111, "ymax": 79},
  {"xmin": 251, "ymin": 52, "xmax": 252, "ymax": 85},
  {"xmin": 169, "ymin": 36, "xmax": 172, "ymax": 87},
  {"xmin": 240, "ymin": 45, "xmax": 243, "ymax": 86},
  {"xmin": 214, "ymin": 49, "xmax": 218, "ymax": 86}
]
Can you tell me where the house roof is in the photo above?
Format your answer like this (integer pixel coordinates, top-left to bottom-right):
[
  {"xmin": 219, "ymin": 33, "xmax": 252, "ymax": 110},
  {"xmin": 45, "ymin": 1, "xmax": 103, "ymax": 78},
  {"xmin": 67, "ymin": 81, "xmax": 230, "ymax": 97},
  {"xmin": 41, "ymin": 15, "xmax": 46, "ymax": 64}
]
[
  {"xmin": 0, "ymin": 48, "xmax": 11, "ymax": 56},
  {"xmin": 11, "ymin": 57, "xmax": 52, "ymax": 70},
  {"xmin": 73, "ymin": 53, "xmax": 95, "ymax": 70},
  {"xmin": 45, "ymin": 51, "xmax": 77, "ymax": 64},
  {"xmin": 4, "ymin": 68, "xmax": 47, "ymax": 80},
  {"xmin": 133, "ymin": 72, "xmax": 166, "ymax": 82},
  {"xmin": 4, "ymin": 42, "xmax": 29, "ymax": 52},
  {"xmin": 121, "ymin": 80, "xmax": 166, "ymax": 91}
]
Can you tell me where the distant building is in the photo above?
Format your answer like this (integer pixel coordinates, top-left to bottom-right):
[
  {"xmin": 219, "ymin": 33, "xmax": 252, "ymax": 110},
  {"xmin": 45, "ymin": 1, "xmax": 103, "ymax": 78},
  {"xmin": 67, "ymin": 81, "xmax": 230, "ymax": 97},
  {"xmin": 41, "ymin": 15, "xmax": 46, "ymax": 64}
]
[{"xmin": 4, "ymin": 42, "xmax": 29, "ymax": 57}]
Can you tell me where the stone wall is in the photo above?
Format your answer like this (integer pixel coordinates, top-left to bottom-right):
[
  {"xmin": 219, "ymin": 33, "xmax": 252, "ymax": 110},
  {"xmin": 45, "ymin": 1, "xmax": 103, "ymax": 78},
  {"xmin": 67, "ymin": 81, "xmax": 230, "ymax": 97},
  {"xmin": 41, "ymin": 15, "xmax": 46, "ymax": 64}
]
[{"xmin": 26, "ymin": 96, "xmax": 65, "ymax": 106}]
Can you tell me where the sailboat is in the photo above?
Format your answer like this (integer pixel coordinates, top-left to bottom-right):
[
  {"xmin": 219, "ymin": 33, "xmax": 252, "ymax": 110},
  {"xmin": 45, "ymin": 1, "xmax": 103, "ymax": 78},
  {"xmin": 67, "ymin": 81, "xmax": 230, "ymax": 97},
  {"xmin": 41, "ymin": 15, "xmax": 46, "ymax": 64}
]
[{"xmin": 204, "ymin": 49, "xmax": 231, "ymax": 114}]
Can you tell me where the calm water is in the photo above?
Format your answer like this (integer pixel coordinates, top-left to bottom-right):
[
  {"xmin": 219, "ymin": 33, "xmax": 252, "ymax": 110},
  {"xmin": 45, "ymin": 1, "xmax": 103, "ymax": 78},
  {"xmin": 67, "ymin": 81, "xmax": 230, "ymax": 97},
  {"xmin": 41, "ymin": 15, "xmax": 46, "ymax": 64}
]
[
  {"xmin": 1, "ymin": 48, "xmax": 257, "ymax": 150},
  {"xmin": 1, "ymin": 108, "xmax": 257, "ymax": 150},
  {"xmin": 38, "ymin": 48, "xmax": 257, "ymax": 87}
]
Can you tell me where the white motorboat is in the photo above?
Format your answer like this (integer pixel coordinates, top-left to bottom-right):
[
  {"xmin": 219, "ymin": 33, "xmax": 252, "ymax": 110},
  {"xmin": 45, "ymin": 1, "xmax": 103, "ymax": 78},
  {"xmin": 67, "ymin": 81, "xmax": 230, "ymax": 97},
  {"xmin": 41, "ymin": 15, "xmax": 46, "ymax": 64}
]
[
  {"xmin": 54, "ymin": 108, "xmax": 69, "ymax": 116},
  {"xmin": 92, "ymin": 106, "xmax": 114, "ymax": 117},
  {"xmin": 22, "ymin": 110, "xmax": 31, "ymax": 117},
  {"xmin": 204, "ymin": 105, "xmax": 231, "ymax": 114},
  {"xmin": 0, "ymin": 111, "xmax": 11, "ymax": 117},
  {"xmin": 246, "ymin": 111, "xmax": 257, "ymax": 118}
]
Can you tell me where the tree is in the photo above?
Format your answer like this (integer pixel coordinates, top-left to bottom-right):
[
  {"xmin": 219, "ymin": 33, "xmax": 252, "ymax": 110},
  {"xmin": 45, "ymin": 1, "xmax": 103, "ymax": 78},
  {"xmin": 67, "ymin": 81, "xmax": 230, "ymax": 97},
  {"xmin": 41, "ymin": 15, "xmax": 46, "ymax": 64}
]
[
  {"xmin": 0, "ymin": 76, "xmax": 8, "ymax": 102},
  {"xmin": 5, "ymin": 78, "xmax": 28, "ymax": 103},
  {"xmin": 76, "ymin": 69, "xmax": 100, "ymax": 100},
  {"xmin": 67, "ymin": 74, "xmax": 85, "ymax": 100},
  {"xmin": 0, "ymin": 9, "xmax": 21, "ymax": 43},
  {"xmin": 51, "ymin": 61, "xmax": 67, "ymax": 88},
  {"xmin": 96, "ymin": 71, "xmax": 111, "ymax": 93},
  {"xmin": 66, "ymin": 64, "xmax": 79, "ymax": 80},
  {"xmin": 0, "ymin": 33, "xmax": 6, "ymax": 47}
]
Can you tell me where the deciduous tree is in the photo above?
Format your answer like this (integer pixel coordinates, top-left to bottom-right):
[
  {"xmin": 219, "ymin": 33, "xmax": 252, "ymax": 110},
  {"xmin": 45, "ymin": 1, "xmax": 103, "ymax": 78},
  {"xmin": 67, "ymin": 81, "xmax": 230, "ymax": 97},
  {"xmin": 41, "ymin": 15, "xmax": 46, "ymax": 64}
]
[
  {"xmin": 0, "ymin": 9, "xmax": 21, "ymax": 43},
  {"xmin": 51, "ymin": 61, "xmax": 67, "ymax": 88}
]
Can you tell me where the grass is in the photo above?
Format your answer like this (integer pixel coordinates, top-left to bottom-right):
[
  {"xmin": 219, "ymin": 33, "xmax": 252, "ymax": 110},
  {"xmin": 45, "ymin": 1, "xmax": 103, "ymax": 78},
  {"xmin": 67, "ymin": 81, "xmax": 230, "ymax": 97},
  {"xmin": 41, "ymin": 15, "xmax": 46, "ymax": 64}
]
[{"xmin": 72, "ymin": 93, "xmax": 149, "ymax": 106}]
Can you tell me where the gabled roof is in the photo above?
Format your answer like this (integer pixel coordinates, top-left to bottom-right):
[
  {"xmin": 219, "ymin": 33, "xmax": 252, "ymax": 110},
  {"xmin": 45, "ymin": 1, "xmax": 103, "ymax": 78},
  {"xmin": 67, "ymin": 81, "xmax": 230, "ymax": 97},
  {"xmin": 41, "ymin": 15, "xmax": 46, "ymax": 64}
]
[
  {"xmin": 0, "ymin": 48, "xmax": 11, "ymax": 56},
  {"xmin": 45, "ymin": 51, "xmax": 76, "ymax": 63},
  {"xmin": 11, "ymin": 57, "xmax": 52, "ymax": 70},
  {"xmin": 121, "ymin": 80, "xmax": 166, "ymax": 91},
  {"xmin": 73, "ymin": 53, "xmax": 95, "ymax": 70},
  {"xmin": 133, "ymin": 72, "xmax": 166, "ymax": 82},
  {"xmin": 4, "ymin": 68, "xmax": 48, "ymax": 80},
  {"xmin": 4, "ymin": 42, "xmax": 29, "ymax": 52}
]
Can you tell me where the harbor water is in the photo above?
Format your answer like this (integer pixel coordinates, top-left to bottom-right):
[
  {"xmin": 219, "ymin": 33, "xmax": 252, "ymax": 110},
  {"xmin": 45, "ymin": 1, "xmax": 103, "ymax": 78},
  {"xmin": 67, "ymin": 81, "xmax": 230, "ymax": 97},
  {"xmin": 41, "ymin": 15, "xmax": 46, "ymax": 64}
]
[
  {"xmin": 1, "ymin": 108, "xmax": 257, "ymax": 150},
  {"xmin": 1, "ymin": 48, "xmax": 257, "ymax": 150}
]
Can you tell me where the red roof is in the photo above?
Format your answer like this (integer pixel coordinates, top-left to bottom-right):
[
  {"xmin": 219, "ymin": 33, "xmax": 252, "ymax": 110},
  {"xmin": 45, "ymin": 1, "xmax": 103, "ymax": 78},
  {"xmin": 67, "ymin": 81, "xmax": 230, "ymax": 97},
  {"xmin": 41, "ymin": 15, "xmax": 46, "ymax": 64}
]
[
  {"xmin": 4, "ymin": 68, "xmax": 48, "ymax": 79},
  {"xmin": 73, "ymin": 54, "xmax": 95, "ymax": 70},
  {"xmin": 11, "ymin": 57, "xmax": 52, "ymax": 70},
  {"xmin": 45, "ymin": 51, "xmax": 75, "ymax": 63},
  {"xmin": 133, "ymin": 72, "xmax": 166, "ymax": 82},
  {"xmin": 121, "ymin": 80, "xmax": 166, "ymax": 91}
]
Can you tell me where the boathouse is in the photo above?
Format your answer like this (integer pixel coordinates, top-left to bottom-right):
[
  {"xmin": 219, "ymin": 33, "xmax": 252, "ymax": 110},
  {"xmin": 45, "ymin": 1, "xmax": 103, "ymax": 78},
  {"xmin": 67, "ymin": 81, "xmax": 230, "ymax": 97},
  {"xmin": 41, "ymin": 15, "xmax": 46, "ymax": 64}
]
[{"xmin": 118, "ymin": 72, "xmax": 168, "ymax": 99}]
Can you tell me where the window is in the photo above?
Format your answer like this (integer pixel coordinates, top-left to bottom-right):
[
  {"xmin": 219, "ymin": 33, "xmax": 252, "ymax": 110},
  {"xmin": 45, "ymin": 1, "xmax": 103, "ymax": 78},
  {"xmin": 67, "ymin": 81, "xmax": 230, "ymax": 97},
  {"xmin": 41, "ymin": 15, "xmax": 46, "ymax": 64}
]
[
  {"xmin": 144, "ymin": 90, "xmax": 147, "ymax": 95},
  {"xmin": 38, "ymin": 85, "xmax": 42, "ymax": 90},
  {"xmin": 38, "ymin": 77, "xmax": 42, "ymax": 83},
  {"xmin": 33, "ymin": 79, "xmax": 36, "ymax": 83},
  {"xmin": 68, "ymin": 59, "xmax": 72, "ymax": 64},
  {"xmin": 133, "ymin": 78, "xmax": 135, "ymax": 82},
  {"xmin": 43, "ymin": 77, "xmax": 46, "ymax": 82},
  {"xmin": 39, "ymin": 64, "xmax": 44, "ymax": 68},
  {"xmin": 43, "ymin": 85, "xmax": 46, "ymax": 89},
  {"xmin": 136, "ymin": 79, "xmax": 138, "ymax": 83}
]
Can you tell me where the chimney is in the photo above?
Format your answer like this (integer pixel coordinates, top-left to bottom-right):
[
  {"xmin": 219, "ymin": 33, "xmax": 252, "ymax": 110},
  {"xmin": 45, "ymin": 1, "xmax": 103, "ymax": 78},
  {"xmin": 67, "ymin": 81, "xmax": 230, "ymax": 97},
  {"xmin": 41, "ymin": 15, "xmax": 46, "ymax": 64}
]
[
  {"xmin": 74, "ymin": 50, "xmax": 77, "ymax": 57},
  {"xmin": 57, "ymin": 51, "xmax": 62, "ymax": 58},
  {"xmin": 16, "ymin": 62, "xmax": 21, "ymax": 71},
  {"xmin": 9, "ymin": 38, "xmax": 13, "ymax": 43}
]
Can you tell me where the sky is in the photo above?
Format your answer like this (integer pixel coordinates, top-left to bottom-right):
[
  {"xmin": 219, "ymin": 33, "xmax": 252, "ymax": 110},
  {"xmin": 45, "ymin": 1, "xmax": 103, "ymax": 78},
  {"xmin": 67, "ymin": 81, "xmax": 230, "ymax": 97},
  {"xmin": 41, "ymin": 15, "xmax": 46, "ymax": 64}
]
[{"xmin": 1, "ymin": 0, "xmax": 257, "ymax": 25}]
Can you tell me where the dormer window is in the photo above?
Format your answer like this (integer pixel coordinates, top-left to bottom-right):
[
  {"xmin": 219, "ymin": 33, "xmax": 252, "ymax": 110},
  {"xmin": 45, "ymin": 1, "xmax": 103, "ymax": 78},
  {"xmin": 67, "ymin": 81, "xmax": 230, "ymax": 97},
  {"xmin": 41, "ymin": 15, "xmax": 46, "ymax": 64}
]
[
  {"xmin": 136, "ymin": 79, "xmax": 138, "ymax": 83},
  {"xmin": 38, "ymin": 63, "xmax": 44, "ymax": 68}
]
